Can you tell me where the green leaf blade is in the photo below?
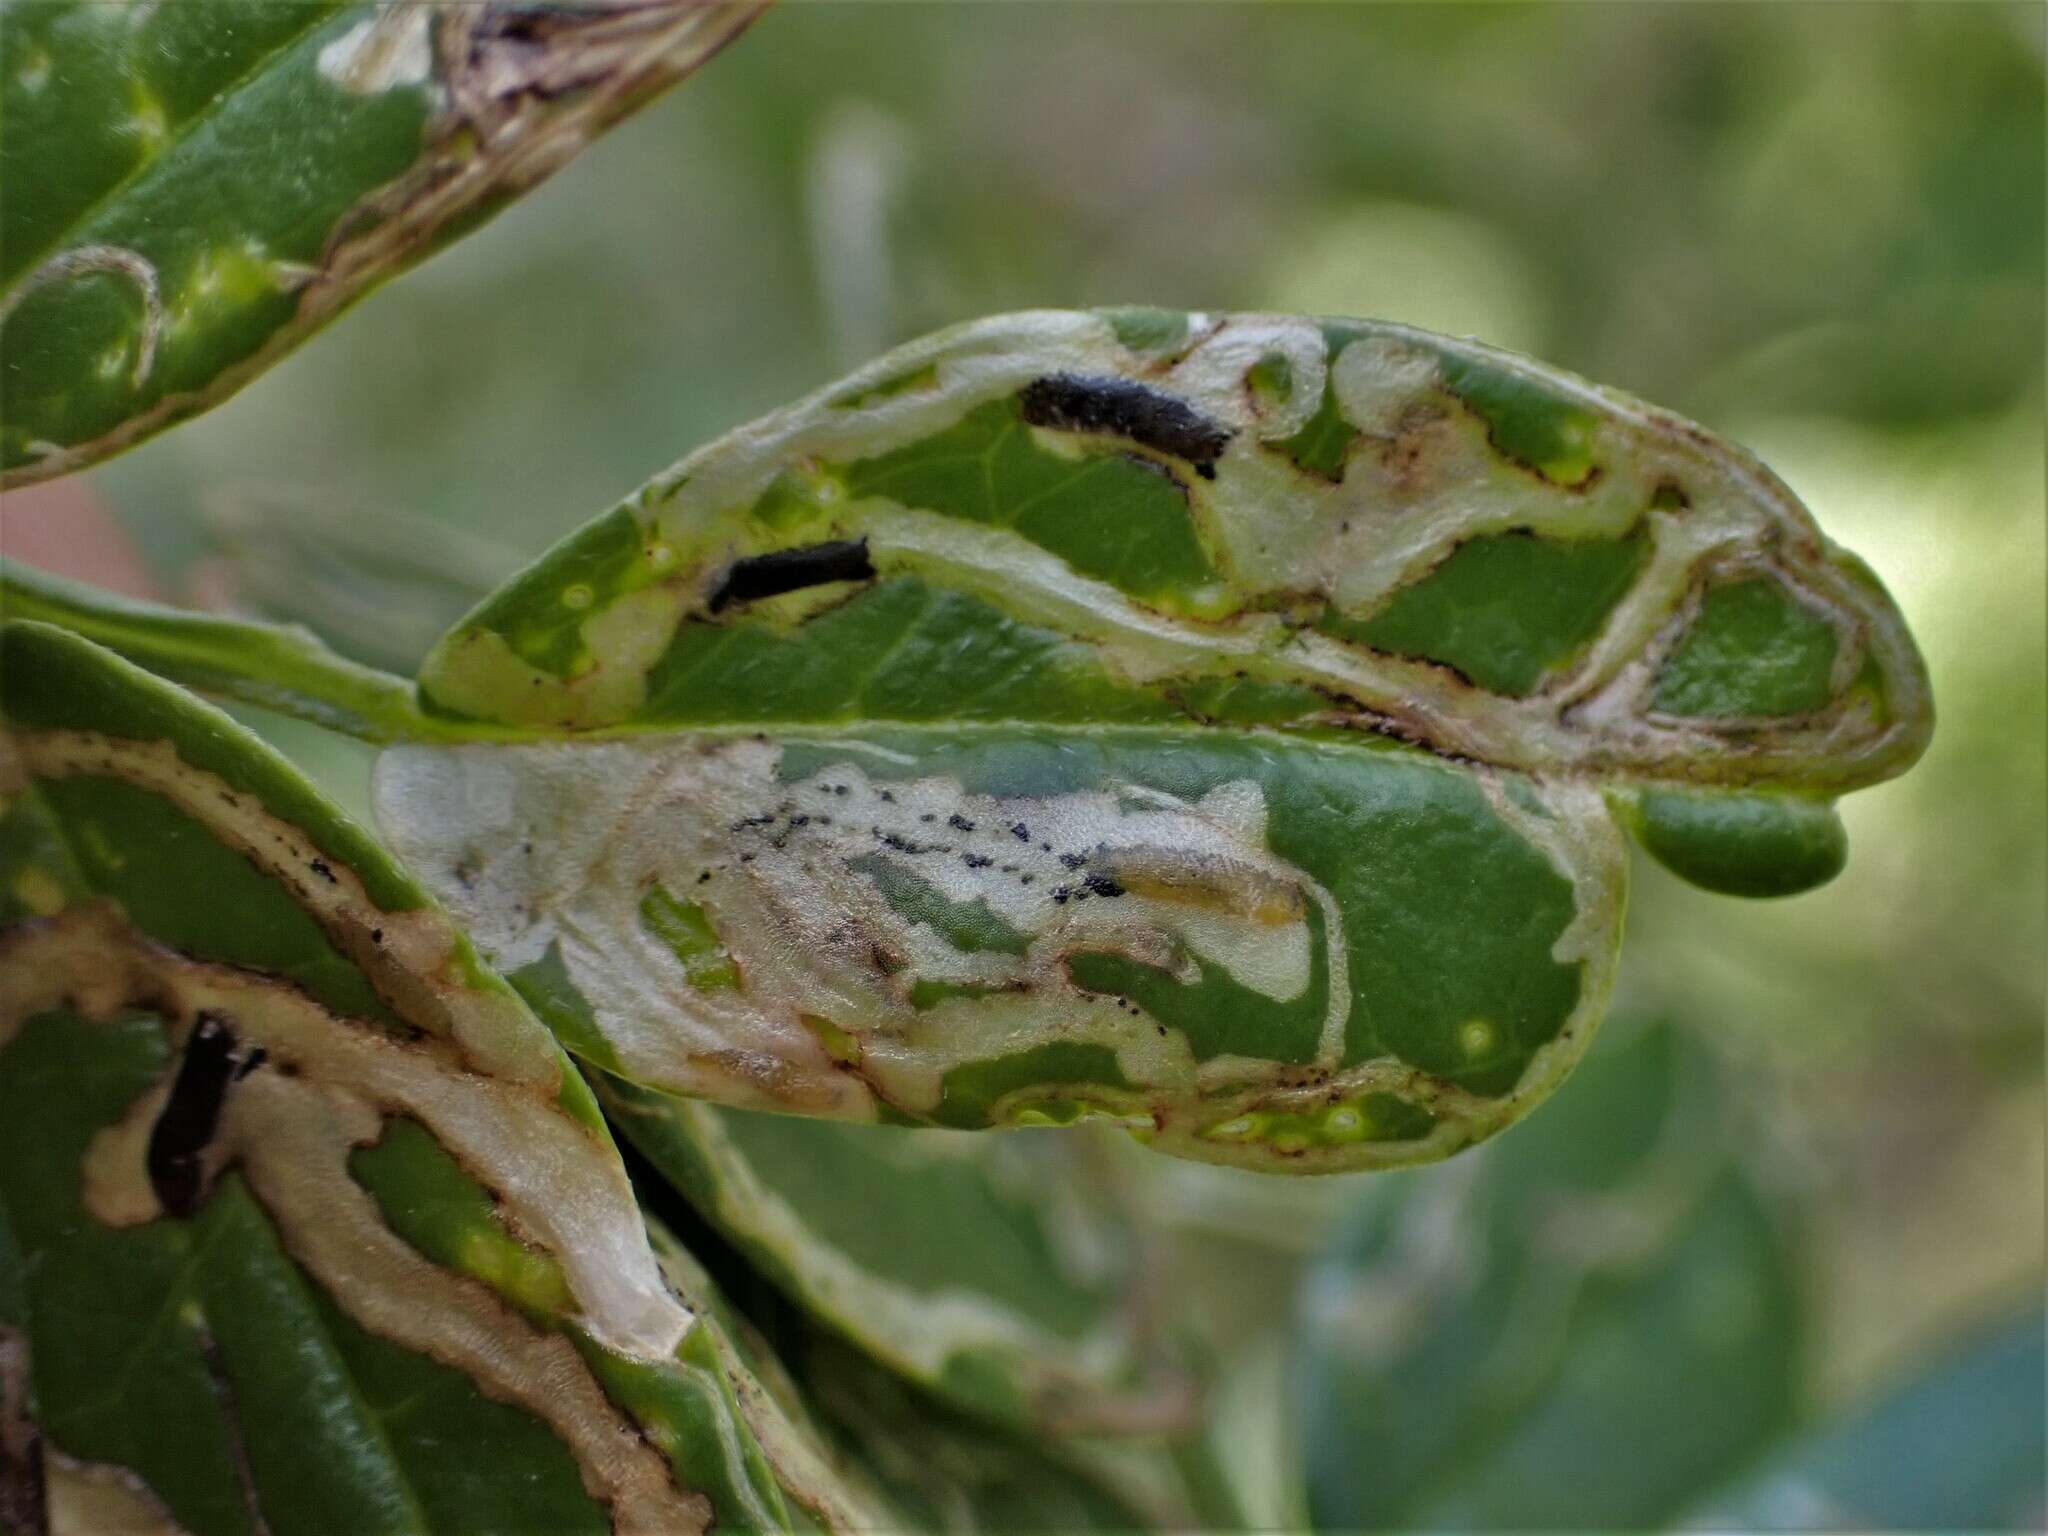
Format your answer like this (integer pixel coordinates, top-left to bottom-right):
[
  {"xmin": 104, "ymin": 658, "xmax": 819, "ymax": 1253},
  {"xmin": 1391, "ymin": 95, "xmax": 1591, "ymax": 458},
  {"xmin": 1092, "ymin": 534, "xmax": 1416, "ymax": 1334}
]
[
  {"xmin": 602, "ymin": 1082, "xmax": 1190, "ymax": 1438},
  {"xmin": 0, "ymin": 0, "xmax": 765, "ymax": 486}
]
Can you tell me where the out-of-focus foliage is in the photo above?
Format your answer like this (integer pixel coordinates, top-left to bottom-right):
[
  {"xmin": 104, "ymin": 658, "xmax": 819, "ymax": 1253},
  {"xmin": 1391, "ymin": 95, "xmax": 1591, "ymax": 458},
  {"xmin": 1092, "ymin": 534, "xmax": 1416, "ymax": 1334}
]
[
  {"xmin": 1297, "ymin": 1019, "xmax": 1801, "ymax": 1529},
  {"xmin": 1682, "ymin": 1309, "xmax": 2045, "ymax": 1530}
]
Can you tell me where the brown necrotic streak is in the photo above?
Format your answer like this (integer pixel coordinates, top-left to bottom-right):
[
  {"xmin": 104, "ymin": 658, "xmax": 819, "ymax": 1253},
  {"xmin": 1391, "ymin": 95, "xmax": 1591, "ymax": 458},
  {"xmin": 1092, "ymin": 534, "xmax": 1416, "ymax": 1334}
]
[
  {"xmin": 1017, "ymin": 374, "xmax": 1233, "ymax": 478},
  {"xmin": 707, "ymin": 539, "xmax": 876, "ymax": 612},
  {"xmin": 147, "ymin": 1012, "xmax": 261, "ymax": 1218},
  {"xmin": 0, "ymin": 1329, "xmax": 40, "ymax": 1536}
]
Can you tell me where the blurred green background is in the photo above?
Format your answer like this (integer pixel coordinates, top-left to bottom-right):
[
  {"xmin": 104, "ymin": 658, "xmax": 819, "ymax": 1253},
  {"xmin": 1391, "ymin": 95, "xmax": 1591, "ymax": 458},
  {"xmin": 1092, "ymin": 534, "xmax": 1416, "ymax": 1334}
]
[{"xmin": 15, "ymin": 1, "xmax": 2042, "ymax": 1523}]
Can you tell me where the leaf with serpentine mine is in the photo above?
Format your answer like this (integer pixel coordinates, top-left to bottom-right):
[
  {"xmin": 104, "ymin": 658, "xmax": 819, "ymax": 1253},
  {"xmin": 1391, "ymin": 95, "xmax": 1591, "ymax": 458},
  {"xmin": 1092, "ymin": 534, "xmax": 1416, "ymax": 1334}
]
[
  {"xmin": 3, "ymin": 309, "xmax": 1935, "ymax": 1172},
  {"xmin": 638, "ymin": 1186, "xmax": 1210, "ymax": 1534},
  {"xmin": 0, "ymin": 0, "xmax": 763, "ymax": 487},
  {"xmin": 0, "ymin": 620, "xmax": 890, "ymax": 1536}
]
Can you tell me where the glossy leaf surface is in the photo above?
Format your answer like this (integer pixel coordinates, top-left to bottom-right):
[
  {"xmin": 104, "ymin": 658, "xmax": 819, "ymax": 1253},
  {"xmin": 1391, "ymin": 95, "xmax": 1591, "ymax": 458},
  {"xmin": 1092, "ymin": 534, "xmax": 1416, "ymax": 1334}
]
[
  {"xmin": 361, "ymin": 310, "xmax": 1931, "ymax": 1171},
  {"xmin": 1296, "ymin": 1018, "xmax": 1801, "ymax": 1529},
  {"xmin": 603, "ymin": 1081, "xmax": 1191, "ymax": 1436},
  {"xmin": 0, "ymin": 621, "xmax": 877, "ymax": 1535},
  {"xmin": 0, "ymin": 0, "xmax": 762, "ymax": 486},
  {"xmin": 1, "ymin": 561, "xmax": 459, "ymax": 743}
]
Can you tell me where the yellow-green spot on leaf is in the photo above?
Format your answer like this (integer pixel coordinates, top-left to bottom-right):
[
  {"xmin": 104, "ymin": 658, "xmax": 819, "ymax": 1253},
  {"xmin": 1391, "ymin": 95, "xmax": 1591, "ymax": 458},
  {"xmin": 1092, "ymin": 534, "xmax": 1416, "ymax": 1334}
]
[
  {"xmin": 14, "ymin": 46, "xmax": 50, "ymax": 92},
  {"xmin": 929, "ymin": 1042, "xmax": 1131, "ymax": 1130},
  {"xmin": 170, "ymin": 244, "xmax": 285, "ymax": 335},
  {"xmin": 746, "ymin": 466, "xmax": 846, "ymax": 535},
  {"xmin": 75, "ymin": 818, "xmax": 122, "ymax": 871},
  {"xmin": 1845, "ymin": 651, "xmax": 1894, "ymax": 729},
  {"xmin": 124, "ymin": 84, "xmax": 169, "ymax": 149},
  {"xmin": 802, "ymin": 1012, "xmax": 863, "ymax": 1065},
  {"xmin": 442, "ymin": 505, "xmax": 649, "ymax": 679},
  {"xmin": 1654, "ymin": 578, "xmax": 1841, "ymax": 718},
  {"xmin": 456, "ymin": 1228, "xmax": 576, "ymax": 1321},
  {"xmin": 639, "ymin": 883, "xmax": 740, "ymax": 992},
  {"xmin": 1007, "ymin": 1098, "xmax": 1152, "ymax": 1132},
  {"xmin": 1199, "ymin": 1092, "xmax": 1438, "ymax": 1149},
  {"xmin": 1459, "ymin": 1019, "xmax": 1497, "ymax": 1058},
  {"xmin": 9, "ymin": 867, "xmax": 66, "ymax": 917},
  {"xmin": 561, "ymin": 583, "xmax": 593, "ymax": 612}
]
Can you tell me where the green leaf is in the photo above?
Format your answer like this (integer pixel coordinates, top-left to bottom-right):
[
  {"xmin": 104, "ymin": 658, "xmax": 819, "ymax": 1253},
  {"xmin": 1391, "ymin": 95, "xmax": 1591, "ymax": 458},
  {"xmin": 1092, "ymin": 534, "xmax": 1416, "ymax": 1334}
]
[
  {"xmin": 646, "ymin": 1205, "xmax": 1184, "ymax": 1536},
  {"xmin": 791, "ymin": 1328, "xmax": 1169, "ymax": 1534},
  {"xmin": 350, "ymin": 311, "xmax": 1930, "ymax": 1172},
  {"xmin": 601, "ymin": 1080, "xmax": 1191, "ymax": 1436},
  {"xmin": 0, "ymin": 560, "xmax": 469, "ymax": 743},
  {"xmin": 0, "ymin": 0, "xmax": 764, "ymax": 487},
  {"xmin": 1296, "ymin": 1018, "xmax": 1803, "ymax": 1529},
  {"xmin": 595, "ymin": 1223, "xmax": 916, "ymax": 1535},
  {"xmin": 1682, "ymin": 1309, "xmax": 2045, "ymax": 1530},
  {"xmin": 0, "ymin": 619, "xmax": 874, "ymax": 1534}
]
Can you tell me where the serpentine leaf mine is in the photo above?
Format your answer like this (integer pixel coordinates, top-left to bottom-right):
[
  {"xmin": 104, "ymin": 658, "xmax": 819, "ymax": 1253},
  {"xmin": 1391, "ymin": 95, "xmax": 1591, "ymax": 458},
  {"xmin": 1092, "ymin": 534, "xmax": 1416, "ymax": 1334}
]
[
  {"xmin": 0, "ymin": 0, "xmax": 764, "ymax": 485},
  {"xmin": 354, "ymin": 309, "xmax": 1932, "ymax": 1171},
  {"xmin": 0, "ymin": 621, "xmax": 933, "ymax": 1535}
]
